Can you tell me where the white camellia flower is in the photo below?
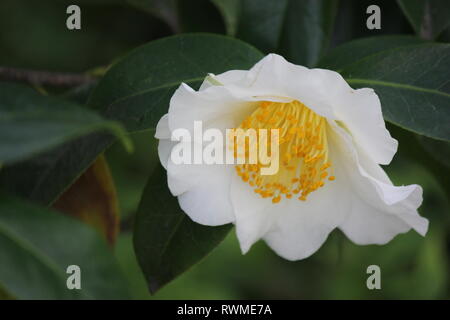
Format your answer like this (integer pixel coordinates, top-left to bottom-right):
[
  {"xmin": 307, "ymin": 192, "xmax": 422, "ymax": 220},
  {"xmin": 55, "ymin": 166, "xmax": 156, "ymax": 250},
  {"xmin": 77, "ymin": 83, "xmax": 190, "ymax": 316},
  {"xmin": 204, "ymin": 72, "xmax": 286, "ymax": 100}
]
[{"xmin": 155, "ymin": 53, "xmax": 428, "ymax": 261}]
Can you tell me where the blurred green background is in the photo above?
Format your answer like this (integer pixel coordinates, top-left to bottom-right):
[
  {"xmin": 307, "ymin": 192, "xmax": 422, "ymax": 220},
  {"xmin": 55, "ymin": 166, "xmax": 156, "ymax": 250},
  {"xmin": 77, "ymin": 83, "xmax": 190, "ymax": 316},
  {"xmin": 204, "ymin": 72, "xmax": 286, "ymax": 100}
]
[{"xmin": 0, "ymin": 0, "xmax": 449, "ymax": 299}]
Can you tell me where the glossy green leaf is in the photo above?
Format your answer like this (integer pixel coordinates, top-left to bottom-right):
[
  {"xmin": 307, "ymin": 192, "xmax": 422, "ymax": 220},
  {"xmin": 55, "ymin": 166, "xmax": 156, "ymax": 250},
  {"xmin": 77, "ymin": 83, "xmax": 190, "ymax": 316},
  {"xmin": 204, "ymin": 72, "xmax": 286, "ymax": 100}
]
[
  {"xmin": 320, "ymin": 41, "xmax": 450, "ymax": 141},
  {"xmin": 89, "ymin": 33, "xmax": 264, "ymax": 132},
  {"xmin": 235, "ymin": 0, "xmax": 338, "ymax": 66},
  {"xmin": 0, "ymin": 134, "xmax": 114, "ymax": 206},
  {"xmin": 127, "ymin": 0, "xmax": 180, "ymax": 32},
  {"xmin": 318, "ymin": 35, "xmax": 427, "ymax": 71},
  {"xmin": 278, "ymin": 0, "xmax": 339, "ymax": 66},
  {"xmin": 0, "ymin": 192, "xmax": 130, "ymax": 299},
  {"xmin": 236, "ymin": 0, "xmax": 288, "ymax": 52},
  {"xmin": 397, "ymin": 0, "xmax": 450, "ymax": 39},
  {"xmin": 0, "ymin": 34, "xmax": 263, "ymax": 206},
  {"xmin": 133, "ymin": 165, "xmax": 232, "ymax": 293},
  {"xmin": 0, "ymin": 82, "xmax": 113, "ymax": 206},
  {"xmin": 0, "ymin": 82, "xmax": 131, "ymax": 165},
  {"xmin": 211, "ymin": 0, "xmax": 241, "ymax": 36}
]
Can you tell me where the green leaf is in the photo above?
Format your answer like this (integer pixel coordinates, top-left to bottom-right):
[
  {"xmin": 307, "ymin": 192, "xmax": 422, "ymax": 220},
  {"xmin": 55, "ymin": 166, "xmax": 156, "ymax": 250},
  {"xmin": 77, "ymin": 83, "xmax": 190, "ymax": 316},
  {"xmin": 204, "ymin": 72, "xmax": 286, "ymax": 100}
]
[
  {"xmin": 235, "ymin": 0, "xmax": 288, "ymax": 53},
  {"xmin": 417, "ymin": 135, "xmax": 450, "ymax": 168},
  {"xmin": 0, "ymin": 34, "xmax": 263, "ymax": 206},
  {"xmin": 177, "ymin": 0, "xmax": 226, "ymax": 34},
  {"xmin": 0, "ymin": 82, "xmax": 131, "ymax": 165},
  {"xmin": 0, "ymin": 192, "xmax": 130, "ymax": 299},
  {"xmin": 133, "ymin": 165, "xmax": 232, "ymax": 293},
  {"xmin": 0, "ymin": 134, "xmax": 114, "ymax": 206},
  {"xmin": 235, "ymin": 0, "xmax": 338, "ymax": 66},
  {"xmin": 317, "ymin": 35, "xmax": 427, "ymax": 71},
  {"xmin": 60, "ymin": 81, "xmax": 98, "ymax": 105},
  {"xmin": 52, "ymin": 154, "xmax": 120, "ymax": 245},
  {"xmin": 388, "ymin": 124, "xmax": 450, "ymax": 201},
  {"xmin": 127, "ymin": 0, "xmax": 225, "ymax": 34},
  {"xmin": 211, "ymin": 0, "xmax": 241, "ymax": 36},
  {"xmin": 320, "ymin": 41, "xmax": 450, "ymax": 141},
  {"xmin": 89, "ymin": 33, "xmax": 264, "ymax": 132},
  {"xmin": 397, "ymin": 0, "xmax": 450, "ymax": 40},
  {"xmin": 278, "ymin": 0, "xmax": 339, "ymax": 66},
  {"xmin": 127, "ymin": 0, "xmax": 180, "ymax": 32}
]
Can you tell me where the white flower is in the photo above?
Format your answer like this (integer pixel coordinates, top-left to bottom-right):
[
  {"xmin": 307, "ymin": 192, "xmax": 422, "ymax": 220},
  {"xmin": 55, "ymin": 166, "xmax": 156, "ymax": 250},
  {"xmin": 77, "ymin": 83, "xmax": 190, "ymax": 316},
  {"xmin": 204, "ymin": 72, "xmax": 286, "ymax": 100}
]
[{"xmin": 155, "ymin": 54, "xmax": 428, "ymax": 261}]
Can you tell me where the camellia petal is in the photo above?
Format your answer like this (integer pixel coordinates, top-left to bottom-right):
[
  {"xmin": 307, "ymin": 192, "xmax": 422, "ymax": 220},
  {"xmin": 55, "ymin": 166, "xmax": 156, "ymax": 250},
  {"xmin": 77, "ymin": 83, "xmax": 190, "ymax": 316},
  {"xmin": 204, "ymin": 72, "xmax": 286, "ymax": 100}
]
[
  {"xmin": 168, "ymin": 83, "xmax": 255, "ymax": 135},
  {"xmin": 231, "ymin": 139, "xmax": 351, "ymax": 260},
  {"xmin": 155, "ymin": 53, "xmax": 428, "ymax": 261},
  {"xmin": 233, "ymin": 54, "xmax": 338, "ymax": 119},
  {"xmin": 178, "ymin": 165, "xmax": 235, "ymax": 226},
  {"xmin": 238, "ymin": 55, "xmax": 398, "ymax": 165},
  {"xmin": 156, "ymin": 114, "xmax": 175, "ymax": 170},
  {"xmin": 157, "ymin": 139, "xmax": 175, "ymax": 170},
  {"xmin": 199, "ymin": 70, "xmax": 248, "ymax": 91},
  {"xmin": 155, "ymin": 113, "xmax": 170, "ymax": 139},
  {"xmin": 262, "ymin": 179, "xmax": 350, "ymax": 260},
  {"xmin": 323, "ymin": 73, "xmax": 398, "ymax": 165},
  {"xmin": 229, "ymin": 172, "xmax": 277, "ymax": 254},
  {"xmin": 330, "ymin": 123, "xmax": 428, "ymax": 243},
  {"xmin": 164, "ymin": 145, "xmax": 235, "ymax": 225}
]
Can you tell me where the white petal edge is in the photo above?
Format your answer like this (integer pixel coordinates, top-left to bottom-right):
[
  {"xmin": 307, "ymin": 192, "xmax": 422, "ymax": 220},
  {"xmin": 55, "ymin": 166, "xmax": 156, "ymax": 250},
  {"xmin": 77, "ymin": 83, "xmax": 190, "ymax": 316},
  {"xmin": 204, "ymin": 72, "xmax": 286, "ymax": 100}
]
[
  {"xmin": 155, "ymin": 113, "xmax": 170, "ymax": 139},
  {"xmin": 199, "ymin": 70, "xmax": 248, "ymax": 91},
  {"xmin": 229, "ymin": 172, "xmax": 276, "ymax": 254},
  {"xmin": 230, "ymin": 134, "xmax": 351, "ymax": 260},
  {"xmin": 329, "ymin": 122, "xmax": 428, "ymax": 244},
  {"xmin": 157, "ymin": 138, "xmax": 175, "ymax": 170},
  {"xmin": 237, "ymin": 54, "xmax": 398, "ymax": 165},
  {"xmin": 232, "ymin": 53, "xmax": 338, "ymax": 119},
  {"xmin": 168, "ymin": 83, "xmax": 258, "ymax": 135},
  {"xmin": 177, "ymin": 165, "xmax": 235, "ymax": 226},
  {"xmin": 168, "ymin": 81, "xmax": 290, "ymax": 137},
  {"xmin": 314, "ymin": 69, "xmax": 398, "ymax": 165}
]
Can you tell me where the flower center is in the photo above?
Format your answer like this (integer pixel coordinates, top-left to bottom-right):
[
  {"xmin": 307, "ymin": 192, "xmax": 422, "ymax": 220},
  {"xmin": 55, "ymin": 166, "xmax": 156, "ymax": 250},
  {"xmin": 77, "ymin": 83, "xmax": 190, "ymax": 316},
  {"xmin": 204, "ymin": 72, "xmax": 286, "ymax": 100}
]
[{"xmin": 234, "ymin": 100, "xmax": 335, "ymax": 203}]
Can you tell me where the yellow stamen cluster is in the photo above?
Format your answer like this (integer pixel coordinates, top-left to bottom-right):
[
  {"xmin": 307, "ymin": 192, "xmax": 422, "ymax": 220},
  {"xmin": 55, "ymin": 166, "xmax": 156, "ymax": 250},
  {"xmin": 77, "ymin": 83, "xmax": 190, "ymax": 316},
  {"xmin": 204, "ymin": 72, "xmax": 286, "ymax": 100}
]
[{"xmin": 233, "ymin": 100, "xmax": 335, "ymax": 203}]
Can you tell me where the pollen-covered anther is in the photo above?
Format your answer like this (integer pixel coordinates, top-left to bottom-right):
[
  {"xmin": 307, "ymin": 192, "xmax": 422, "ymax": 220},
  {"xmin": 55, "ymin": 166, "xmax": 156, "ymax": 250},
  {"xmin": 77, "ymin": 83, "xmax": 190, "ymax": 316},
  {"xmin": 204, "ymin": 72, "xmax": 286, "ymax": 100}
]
[{"xmin": 234, "ymin": 100, "xmax": 335, "ymax": 203}]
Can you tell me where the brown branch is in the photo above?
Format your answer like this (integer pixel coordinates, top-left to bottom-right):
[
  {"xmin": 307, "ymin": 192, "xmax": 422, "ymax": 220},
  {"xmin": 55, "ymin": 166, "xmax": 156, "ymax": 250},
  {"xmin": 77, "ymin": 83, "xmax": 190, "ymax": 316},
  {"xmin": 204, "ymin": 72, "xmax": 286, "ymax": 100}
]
[{"xmin": 0, "ymin": 66, "xmax": 96, "ymax": 87}]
